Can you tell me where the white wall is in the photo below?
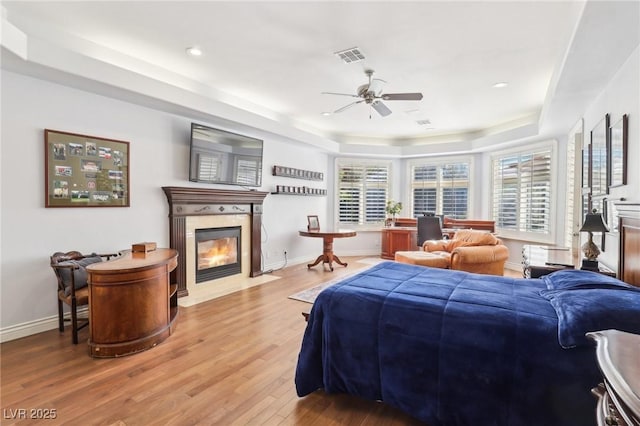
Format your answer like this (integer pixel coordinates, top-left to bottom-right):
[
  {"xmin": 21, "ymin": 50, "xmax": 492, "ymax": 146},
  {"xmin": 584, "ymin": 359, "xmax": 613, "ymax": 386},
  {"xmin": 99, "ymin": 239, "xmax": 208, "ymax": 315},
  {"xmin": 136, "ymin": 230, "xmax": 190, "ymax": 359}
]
[
  {"xmin": 582, "ymin": 45, "xmax": 640, "ymax": 271},
  {"xmin": 0, "ymin": 70, "xmax": 333, "ymax": 338}
]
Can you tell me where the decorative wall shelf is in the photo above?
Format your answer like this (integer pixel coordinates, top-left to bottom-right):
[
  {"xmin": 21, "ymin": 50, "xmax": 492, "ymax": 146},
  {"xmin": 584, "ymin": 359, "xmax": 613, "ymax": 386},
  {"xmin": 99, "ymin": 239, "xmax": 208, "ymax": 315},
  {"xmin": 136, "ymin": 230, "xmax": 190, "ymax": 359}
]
[
  {"xmin": 272, "ymin": 185, "xmax": 326, "ymax": 196},
  {"xmin": 272, "ymin": 165, "xmax": 323, "ymax": 181}
]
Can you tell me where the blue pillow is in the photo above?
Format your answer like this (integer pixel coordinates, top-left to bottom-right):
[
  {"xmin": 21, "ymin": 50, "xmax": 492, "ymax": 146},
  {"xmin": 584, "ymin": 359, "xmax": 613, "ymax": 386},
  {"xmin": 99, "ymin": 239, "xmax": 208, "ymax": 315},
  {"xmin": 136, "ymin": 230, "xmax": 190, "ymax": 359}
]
[
  {"xmin": 547, "ymin": 288, "xmax": 640, "ymax": 348},
  {"xmin": 58, "ymin": 255, "xmax": 103, "ymax": 296},
  {"xmin": 542, "ymin": 269, "xmax": 633, "ymax": 292}
]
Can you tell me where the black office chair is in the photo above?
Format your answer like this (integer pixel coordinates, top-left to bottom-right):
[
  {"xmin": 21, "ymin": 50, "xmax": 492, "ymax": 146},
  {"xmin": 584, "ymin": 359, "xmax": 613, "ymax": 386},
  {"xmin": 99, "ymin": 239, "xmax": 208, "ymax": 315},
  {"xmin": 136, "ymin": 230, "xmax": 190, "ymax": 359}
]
[{"xmin": 417, "ymin": 216, "xmax": 444, "ymax": 246}]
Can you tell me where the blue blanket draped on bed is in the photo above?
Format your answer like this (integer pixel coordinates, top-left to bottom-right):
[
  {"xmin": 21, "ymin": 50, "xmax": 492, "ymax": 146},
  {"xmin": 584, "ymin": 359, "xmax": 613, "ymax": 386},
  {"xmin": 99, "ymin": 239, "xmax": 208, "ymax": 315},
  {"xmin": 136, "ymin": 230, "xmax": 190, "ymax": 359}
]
[{"xmin": 295, "ymin": 261, "xmax": 640, "ymax": 425}]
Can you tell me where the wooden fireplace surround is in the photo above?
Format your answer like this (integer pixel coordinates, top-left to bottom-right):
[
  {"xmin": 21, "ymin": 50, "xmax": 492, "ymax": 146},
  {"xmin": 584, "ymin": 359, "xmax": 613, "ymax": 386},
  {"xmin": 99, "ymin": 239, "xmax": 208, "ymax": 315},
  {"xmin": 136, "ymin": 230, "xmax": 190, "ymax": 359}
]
[{"xmin": 163, "ymin": 186, "xmax": 269, "ymax": 297}]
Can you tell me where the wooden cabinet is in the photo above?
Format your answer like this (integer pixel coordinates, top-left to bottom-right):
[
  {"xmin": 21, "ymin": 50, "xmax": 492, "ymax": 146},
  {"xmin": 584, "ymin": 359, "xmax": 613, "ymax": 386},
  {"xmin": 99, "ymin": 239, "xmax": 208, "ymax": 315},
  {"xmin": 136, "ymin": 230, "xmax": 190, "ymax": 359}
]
[
  {"xmin": 381, "ymin": 227, "xmax": 417, "ymax": 260},
  {"xmin": 588, "ymin": 330, "xmax": 640, "ymax": 425},
  {"xmin": 86, "ymin": 248, "xmax": 178, "ymax": 358}
]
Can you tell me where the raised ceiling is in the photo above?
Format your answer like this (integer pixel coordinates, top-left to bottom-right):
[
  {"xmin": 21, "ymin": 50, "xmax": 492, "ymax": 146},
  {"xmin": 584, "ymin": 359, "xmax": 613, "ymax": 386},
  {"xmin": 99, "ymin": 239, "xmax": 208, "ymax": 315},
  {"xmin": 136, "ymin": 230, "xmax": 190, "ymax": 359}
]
[{"xmin": 1, "ymin": 1, "xmax": 639, "ymax": 148}]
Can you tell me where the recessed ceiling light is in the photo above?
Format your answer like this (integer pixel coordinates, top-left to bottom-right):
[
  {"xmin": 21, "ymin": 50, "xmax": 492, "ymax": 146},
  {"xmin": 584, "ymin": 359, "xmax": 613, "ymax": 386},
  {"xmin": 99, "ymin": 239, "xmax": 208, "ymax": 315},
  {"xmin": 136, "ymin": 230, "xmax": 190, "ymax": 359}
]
[
  {"xmin": 492, "ymin": 82, "xmax": 508, "ymax": 88},
  {"xmin": 321, "ymin": 111, "xmax": 332, "ymax": 116},
  {"xmin": 186, "ymin": 46, "xmax": 202, "ymax": 57}
]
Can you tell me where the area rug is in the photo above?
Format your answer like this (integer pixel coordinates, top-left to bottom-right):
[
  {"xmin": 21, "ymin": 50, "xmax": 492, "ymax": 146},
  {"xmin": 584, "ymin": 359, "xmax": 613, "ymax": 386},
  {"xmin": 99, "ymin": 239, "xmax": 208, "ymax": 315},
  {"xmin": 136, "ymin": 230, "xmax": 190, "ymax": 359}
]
[{"xmin": 288, "ymin": 262, "xmax": 382, "ymax": 304}]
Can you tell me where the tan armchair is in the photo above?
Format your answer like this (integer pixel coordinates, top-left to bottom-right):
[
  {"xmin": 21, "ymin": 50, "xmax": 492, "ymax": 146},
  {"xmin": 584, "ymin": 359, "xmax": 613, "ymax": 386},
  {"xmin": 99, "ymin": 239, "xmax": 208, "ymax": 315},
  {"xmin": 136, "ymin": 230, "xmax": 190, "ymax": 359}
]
[{"xmin": 422, "ymin": 229, "xmax": 509, "ymax": 275}]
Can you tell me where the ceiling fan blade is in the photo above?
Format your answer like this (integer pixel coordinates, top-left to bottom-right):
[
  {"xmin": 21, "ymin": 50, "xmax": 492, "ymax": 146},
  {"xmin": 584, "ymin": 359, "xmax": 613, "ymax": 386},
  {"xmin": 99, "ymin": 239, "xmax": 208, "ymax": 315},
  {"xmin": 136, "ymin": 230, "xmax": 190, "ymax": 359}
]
[
  {"xmin": 381, "ymin": 93, "xmax": 424, "ymax": 101},
  {"xmin": 322, "ymin": 91, "xmax": 360, "ymax": 98},
  {"xmin": 372, "ymin": 100, "xmax": 392, "ymax": 117},
  {"xmin": 334, "ymin": 100, "xmax": 365, "ymax": 113},
  {"xmin": 368, "ymin": 78, "xmax": 386, "ymax": 96}
]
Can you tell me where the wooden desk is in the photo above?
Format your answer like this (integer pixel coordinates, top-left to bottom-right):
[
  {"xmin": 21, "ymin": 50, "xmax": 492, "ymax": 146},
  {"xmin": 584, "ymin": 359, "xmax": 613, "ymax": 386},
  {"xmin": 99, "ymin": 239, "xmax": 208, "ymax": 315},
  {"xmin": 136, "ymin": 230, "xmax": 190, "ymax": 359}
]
[
  {"xmin": 588, "ymin": 330, "xmax": 640, "ymax": 425},
  {"xmin": 299, "ymin": 229, "xmax": 356, "ymax": 271},
  {"xmin": 86, "ymin": 248, "xmax": 178, "ymax": 357},
  {"xmin": 380, "ymin": 227, "xmax": 461, "ymax": 260}
]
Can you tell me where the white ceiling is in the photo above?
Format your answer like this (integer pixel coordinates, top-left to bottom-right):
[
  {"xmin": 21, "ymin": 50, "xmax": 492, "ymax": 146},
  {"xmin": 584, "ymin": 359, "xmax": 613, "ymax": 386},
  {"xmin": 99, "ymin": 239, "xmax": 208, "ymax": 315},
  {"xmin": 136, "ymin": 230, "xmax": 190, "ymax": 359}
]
[{"xmin": 1, "ymin": 1, "xmax": 639, "ymax": 148}]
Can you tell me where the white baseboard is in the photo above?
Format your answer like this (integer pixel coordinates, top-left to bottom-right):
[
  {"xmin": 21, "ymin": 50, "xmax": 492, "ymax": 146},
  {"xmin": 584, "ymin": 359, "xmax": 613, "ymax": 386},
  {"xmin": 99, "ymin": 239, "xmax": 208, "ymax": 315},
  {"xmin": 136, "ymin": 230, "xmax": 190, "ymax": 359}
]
[{"xmin": 0, "ymin": 308, "xmax": 87, "ymax": 343}]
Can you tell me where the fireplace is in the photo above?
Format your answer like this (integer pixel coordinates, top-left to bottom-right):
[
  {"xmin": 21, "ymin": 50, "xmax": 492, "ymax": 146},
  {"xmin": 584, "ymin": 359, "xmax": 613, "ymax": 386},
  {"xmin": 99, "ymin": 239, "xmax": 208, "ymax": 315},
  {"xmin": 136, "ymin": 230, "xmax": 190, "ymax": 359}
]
[
  {"xmin": 195, "ymin": 226, "xmax": 241, "ymax": 282},
  {"xmin": 163, "ymin": 186, "xmax": 269, "ymax": 297}
]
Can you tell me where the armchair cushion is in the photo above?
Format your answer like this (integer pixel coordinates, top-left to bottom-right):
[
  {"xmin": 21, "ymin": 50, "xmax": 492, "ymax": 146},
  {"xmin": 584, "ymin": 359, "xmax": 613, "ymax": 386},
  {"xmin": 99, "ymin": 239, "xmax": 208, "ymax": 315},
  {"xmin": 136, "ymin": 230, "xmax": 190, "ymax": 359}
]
[{"xmin": 58, "ymin": 255, "xmax": 103, "ymax": 296}]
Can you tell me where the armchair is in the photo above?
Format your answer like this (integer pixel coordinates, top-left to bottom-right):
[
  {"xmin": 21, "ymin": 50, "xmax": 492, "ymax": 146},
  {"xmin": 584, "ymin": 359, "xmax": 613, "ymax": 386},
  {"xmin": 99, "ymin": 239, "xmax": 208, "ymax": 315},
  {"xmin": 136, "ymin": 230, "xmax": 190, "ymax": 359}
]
[
  {"xmin": 50, "ymin": 251, "xmax": 117, "ymax": 344},
  {"xmin": 422, "ymin": 229, "xmax": 509, "ymax": 275}
]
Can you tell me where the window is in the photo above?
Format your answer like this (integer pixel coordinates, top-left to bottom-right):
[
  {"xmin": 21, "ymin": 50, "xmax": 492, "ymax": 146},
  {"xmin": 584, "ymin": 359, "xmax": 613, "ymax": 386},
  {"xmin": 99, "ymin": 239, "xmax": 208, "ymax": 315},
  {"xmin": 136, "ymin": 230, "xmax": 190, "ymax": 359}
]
[
  {"xmin": 410, "ymin": 161, "xmax": 470, "ymax": 219},
  {"xmin": 337, "ymin": 159, "xmax": 391, "ymax": 225},
  {"xmin": 492, "ymin": 146, "xmax": 553, "ymax": 238}
]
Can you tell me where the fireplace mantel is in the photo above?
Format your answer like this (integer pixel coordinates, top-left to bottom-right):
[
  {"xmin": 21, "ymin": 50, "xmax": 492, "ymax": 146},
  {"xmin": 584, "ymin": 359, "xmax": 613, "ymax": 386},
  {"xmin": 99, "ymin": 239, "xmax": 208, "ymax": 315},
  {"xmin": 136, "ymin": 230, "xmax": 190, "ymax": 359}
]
[{"xmin": 163, "ymin": 186, "xmax": 269, "ymax": 297}]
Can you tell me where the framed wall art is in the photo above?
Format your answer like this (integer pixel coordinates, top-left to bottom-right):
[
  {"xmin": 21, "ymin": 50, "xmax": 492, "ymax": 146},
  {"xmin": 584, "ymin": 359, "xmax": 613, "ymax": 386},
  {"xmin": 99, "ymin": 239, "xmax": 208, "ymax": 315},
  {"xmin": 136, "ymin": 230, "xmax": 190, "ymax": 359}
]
[
  {"xmin": 609, "ymin": 114, "xmax": 628, "ymax": 188},
  {"xmin": 45, "ymin": 129, "xmax": 130, "ymax": 207},
  {"xmin": 590, "ymin": 114, "xmax": 609, "ymax": 196},
  {"xmin": 582, "ymin": 128, "xmax": 590, "ymax": 190}
]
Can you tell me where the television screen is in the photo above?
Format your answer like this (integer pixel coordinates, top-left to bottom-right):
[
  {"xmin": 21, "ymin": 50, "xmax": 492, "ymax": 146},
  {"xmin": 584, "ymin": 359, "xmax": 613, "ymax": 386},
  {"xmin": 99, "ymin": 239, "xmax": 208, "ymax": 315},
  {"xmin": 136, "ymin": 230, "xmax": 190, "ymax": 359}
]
[{"xmin": 189, "ymin": 123, "xmax": 263, "ymax": 187}]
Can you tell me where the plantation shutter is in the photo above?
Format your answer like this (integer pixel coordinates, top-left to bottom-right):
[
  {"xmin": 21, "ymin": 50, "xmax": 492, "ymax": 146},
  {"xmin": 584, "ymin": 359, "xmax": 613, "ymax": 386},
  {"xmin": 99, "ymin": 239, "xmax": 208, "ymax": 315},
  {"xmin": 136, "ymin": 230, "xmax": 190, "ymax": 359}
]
[
  {"xmin": 441, "ymin": 164, "xmax": 469, "ymax": 219},
  {"xmin": 493, "ymin": 149, "xmax": 552, "ymax": 234},
  {"xmin": 411, "ymin": 161, "xmax": 469, "ymax": 219},
  {"xmin": 338, "ymin": 161, "xmax": 390, "ymax": 225}
]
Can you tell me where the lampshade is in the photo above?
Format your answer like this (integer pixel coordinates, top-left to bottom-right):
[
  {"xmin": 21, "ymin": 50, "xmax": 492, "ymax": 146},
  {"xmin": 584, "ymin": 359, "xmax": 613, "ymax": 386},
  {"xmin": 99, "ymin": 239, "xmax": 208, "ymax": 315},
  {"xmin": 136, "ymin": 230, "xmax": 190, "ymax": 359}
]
[{"xmin": 580, "ymin": 209, "xmax": 610, "ymax": 233}]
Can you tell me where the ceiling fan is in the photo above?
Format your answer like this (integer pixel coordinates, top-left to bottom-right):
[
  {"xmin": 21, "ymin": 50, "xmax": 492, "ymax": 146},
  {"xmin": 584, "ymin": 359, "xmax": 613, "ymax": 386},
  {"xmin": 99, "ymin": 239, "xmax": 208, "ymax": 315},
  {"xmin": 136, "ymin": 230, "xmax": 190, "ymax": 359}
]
[{"xmin": 322, "ymin": 69, "xmax": 423, "ymax": 117}]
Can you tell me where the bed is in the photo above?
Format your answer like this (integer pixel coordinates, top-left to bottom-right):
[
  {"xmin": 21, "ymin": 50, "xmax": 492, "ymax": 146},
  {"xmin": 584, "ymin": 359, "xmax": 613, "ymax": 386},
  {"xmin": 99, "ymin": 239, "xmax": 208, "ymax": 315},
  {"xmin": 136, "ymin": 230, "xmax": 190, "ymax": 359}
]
[{"xmin": 295, "ymin": 261, "xmax": 640, "ymax": 425}]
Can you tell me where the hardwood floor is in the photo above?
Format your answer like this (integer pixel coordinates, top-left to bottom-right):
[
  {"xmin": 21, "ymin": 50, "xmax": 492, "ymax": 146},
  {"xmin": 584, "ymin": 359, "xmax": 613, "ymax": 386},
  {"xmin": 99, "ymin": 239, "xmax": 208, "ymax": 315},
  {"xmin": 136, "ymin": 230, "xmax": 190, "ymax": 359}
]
[
  {"xmin": 1, "ymin": 257, "xmax": 426, "ymax": 425},
  {"xmin": 1, "ymin": 258, "xmax": 521, "ymax": 425}
]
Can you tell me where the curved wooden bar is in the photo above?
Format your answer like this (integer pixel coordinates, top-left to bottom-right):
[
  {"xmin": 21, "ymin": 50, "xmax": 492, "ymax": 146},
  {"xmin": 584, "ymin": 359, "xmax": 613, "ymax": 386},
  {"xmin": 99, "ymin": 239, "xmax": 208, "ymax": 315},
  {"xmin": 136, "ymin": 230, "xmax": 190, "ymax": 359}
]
[{"xmin": 86, "ymin": 248, "xmax": 178, "ymax": 358}]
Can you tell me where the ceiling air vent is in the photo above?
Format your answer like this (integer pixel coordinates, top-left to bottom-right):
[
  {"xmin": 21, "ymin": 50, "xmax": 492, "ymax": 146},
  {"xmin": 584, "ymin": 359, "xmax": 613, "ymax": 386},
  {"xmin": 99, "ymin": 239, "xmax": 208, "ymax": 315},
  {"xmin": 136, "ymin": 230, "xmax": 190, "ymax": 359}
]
[
  {"xmin": 334, "ymin": 47, "xmax": 365, "ymax": 64},
  {"xmin": 416, "ymin": 119, "xmax": 432, "ymax": 126}
]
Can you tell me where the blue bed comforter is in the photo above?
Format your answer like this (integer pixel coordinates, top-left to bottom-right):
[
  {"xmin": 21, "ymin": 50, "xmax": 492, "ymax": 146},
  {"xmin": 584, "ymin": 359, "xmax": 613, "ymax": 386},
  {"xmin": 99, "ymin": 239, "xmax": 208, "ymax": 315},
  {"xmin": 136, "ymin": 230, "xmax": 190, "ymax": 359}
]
[{"xmin": 295, "ymin": 261, "xmax": 640, "ymax": 425}]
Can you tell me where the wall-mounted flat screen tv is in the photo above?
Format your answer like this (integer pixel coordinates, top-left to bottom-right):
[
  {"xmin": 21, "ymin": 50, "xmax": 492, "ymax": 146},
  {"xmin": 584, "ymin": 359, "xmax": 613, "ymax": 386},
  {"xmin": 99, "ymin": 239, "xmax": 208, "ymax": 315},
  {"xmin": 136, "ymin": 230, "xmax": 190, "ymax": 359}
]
[{"xmin": 189, "ymin": 123, "xmax": 263, "ymax": 187}]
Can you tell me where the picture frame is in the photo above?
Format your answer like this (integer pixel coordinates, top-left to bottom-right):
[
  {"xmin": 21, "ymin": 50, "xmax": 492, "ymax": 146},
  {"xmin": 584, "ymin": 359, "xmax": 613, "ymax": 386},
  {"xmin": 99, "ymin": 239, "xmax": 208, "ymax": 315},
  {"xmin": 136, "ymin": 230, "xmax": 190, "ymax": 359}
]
[
  {"xmin": 591, "ymin": 197, "xmax": 606, "ymax": 252},
  {"xmin": 45, "ymin": 129, "xmax": 130, "ymax": 207},
  {"xmin": 581, "ymin": 132, "xmax": 590, "ymax": 190},
  {"xmin": 307, "ymin": 215, "xmax": 320, "ymax": 231},
  {"xmin": 590, "ymin": 114, "xmax": 609, "ymax": 196},
  {"xmin": 609, "ymin": 114, "xmax": 628, "ymax": 188}
]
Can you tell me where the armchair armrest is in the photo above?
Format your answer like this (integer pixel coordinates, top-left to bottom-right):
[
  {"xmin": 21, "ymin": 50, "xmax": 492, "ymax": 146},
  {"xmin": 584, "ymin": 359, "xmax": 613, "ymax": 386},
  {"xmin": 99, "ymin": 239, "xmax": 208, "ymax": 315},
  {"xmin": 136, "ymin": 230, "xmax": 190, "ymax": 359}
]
[
  {"xmin": 423, "ymin": 240, "xmax": 449, "ymax": 252},
  {"xmin": 451, "ymin": 245, "xmax": 509, "ymax": 264}
]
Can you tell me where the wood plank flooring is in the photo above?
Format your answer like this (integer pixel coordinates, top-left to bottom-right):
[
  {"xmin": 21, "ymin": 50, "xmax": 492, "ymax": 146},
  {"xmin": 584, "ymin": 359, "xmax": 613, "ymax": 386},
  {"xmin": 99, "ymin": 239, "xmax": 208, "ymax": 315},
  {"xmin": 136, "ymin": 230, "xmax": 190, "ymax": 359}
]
[
  {"xmin": 1, "ymin": 257, "xmax": 427, "ymax": 425},
  {"xmin": 2, "ymin": 258, "xmax": 521, "ymax": 425}
]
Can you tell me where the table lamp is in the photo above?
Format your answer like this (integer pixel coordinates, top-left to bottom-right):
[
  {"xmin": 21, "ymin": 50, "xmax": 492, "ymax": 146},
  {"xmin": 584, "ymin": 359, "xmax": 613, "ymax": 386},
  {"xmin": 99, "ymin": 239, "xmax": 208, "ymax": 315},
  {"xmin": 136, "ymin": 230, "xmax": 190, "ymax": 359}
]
[{"xmin": 579, "ymin": 209, "xmax": 609, "ymax": 271}]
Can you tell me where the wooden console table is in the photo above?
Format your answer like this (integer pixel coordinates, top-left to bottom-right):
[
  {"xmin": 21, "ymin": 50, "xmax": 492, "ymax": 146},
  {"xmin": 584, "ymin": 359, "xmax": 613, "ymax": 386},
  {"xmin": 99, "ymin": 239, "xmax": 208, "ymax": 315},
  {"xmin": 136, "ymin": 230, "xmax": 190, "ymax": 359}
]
[
  {"xmin": 86, "ymin": 248, "xmax": 178, "ymax": 358},
  {"xmin": 522, "ymin": 245, "xmax": 615, "ymax": 278},
  {"xmin": 299, "ymin": 229, "xmax": 356, "ymax": 271}
]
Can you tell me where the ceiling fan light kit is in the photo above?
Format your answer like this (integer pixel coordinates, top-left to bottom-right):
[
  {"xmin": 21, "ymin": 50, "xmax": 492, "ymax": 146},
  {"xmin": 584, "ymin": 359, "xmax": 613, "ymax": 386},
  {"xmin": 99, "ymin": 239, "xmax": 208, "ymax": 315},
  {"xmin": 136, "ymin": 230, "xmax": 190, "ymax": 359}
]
[{"xmin": 323, "ymin": 69, "xmax": 423, "ymax": 118}]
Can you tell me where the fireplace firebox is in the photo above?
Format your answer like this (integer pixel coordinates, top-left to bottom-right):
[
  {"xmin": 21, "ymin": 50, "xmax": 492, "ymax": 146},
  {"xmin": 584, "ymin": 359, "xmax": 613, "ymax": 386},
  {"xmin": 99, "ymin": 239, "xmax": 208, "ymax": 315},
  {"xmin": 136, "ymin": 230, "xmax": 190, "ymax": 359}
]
[{"xmin": 195, "ymin": 226, "xmax": 241, "ymax": 283}]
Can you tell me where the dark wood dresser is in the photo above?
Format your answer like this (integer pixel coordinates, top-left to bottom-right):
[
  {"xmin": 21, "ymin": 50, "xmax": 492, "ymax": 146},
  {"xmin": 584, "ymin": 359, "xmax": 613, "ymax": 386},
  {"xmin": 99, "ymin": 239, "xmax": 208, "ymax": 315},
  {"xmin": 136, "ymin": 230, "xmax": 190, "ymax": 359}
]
[{"xmin": 588, "ymin": 330, "xmax": 640, "ymax": 426}]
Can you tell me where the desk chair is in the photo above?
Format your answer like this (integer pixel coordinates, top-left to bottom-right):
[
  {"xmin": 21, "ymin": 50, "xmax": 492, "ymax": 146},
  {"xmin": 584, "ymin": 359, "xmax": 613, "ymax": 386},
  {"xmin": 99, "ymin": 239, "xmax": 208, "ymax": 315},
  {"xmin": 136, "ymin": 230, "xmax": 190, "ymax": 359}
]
[
  {"xmin": 417, "ymin": 216, "xmax": 444, "ymax": 246},
  {"xmin": 50, "ymin": 251, "xmax": 117, "ymax": 344}
]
